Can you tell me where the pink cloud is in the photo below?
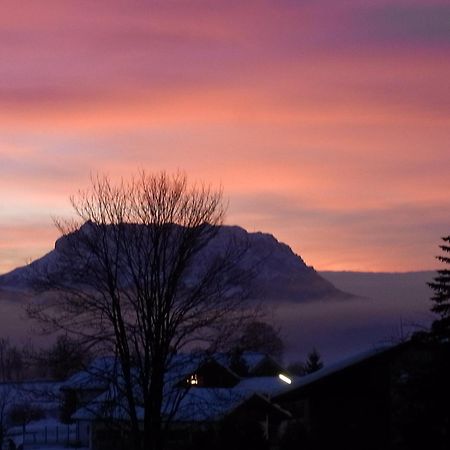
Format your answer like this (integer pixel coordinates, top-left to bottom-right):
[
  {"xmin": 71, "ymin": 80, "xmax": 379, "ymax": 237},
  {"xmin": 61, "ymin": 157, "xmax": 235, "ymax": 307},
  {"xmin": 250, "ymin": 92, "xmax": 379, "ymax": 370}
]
[{"xmin": 0, "ymin": 0, "xmax": 449, "ymax": 272}]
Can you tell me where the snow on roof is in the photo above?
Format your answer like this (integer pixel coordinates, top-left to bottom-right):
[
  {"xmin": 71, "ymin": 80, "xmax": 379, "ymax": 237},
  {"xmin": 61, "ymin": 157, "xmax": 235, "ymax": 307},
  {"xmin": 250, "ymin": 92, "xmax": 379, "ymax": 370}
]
[
  {"xmin": 0, "ymin": 380, "xmax": 62, "ymax": 412},
  {"xmin": 65, "ymin": 353, "xmax": 209, "ymax": 393},
  {"xmin": 169, "ymin": 387, "xmax": 251, "ymax": 422},
  {"xmin": 72, "ymin": 383, "xmax": 144, "ymax": 421},
  {"xmin": 235, "ymin": 376, "xmax": 297, "ymax": 397},
  {"xmin": 73, "ymin": 386, "xmax": 255, "ymax": 423},
  {"xmin": 69, "ymin": 351, "xmax": 292, "ymax": 423},
  {"xmin": 163, "ymin": 353, "xmax": 206, "ymax": 385},
  {"xmin": 64, "ymin": 350, "xmax": 284, "ymax": 395},
  {"xmin": 168, "ymin": 382, "xmax": 294, "ymax": 423},
  {"xmin": 72, "ymin": 373, "xmax": 295, "ymax": 424},
  {"xmin": 213, "ymin": 351, "xmax": 279, "ymax": 373},
  {"xmin": 241, "ymin": 352, "xmax": 267, "ymax": 371},
  {"xmin": 72, "ymin": 400, "xmax": 140, "ymax": 422},
  {"xmin": 276, "ymin": 344, "xmax": 396, "ymax": 397},
  {"xmin": 60, "ymin": 356, "xmax": 118, "ymax": 390}
]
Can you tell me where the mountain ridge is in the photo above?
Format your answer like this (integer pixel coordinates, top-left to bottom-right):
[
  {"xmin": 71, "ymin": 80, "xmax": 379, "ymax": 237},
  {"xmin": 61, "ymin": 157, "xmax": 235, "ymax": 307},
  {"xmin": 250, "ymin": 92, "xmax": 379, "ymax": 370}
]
[
  {"xmin": 0, "ymin": 224, "xmax": 349, "ymax": 302},
  {"xmin": 0, "ymin": 230, "xmax": 435, "ymax": 363}
]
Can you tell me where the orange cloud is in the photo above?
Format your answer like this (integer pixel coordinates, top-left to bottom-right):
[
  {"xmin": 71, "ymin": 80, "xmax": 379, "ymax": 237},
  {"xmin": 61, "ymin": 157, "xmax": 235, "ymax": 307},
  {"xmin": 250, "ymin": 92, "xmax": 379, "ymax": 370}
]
[{"xmin": 0, "ymin": 0, "xmax": 449, "ymax": 272}]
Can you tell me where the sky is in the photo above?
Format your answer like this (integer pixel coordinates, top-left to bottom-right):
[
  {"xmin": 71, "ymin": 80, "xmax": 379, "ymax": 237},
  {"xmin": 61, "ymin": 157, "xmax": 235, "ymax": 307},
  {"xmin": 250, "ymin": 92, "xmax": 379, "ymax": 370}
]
[{"xmin": 0, "ymin": 0, "xmax": 449, "ymax": 274}]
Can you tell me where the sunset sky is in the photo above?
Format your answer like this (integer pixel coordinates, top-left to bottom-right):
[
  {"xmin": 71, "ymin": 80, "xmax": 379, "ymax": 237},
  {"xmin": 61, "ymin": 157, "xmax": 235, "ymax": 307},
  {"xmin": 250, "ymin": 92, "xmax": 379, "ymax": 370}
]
[{"xmin": 0, "ymin": 0, "xmax": 449, "ymax": 273}]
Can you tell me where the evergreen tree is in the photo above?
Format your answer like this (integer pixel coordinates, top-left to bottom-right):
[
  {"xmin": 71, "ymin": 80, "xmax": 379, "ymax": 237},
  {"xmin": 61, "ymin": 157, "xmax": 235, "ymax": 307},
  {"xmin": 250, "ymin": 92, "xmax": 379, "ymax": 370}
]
[
  {"xmin": 428, "ymin": 235, "xmax": 450, "ymax": 337},
  {"xmin": 303, "ymin": 349, "xmax": 323, "ymax": 374},
  {"xmin": 287, "ymin": 348, "xmax": 324, "ymax": 376}
]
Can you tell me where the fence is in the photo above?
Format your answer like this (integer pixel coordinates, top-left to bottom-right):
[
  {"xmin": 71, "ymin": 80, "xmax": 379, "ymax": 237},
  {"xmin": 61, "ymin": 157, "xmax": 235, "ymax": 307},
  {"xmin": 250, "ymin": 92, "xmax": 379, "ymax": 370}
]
[{"xmin": 6, "ymin": 424, "xmax": 79, "ymax": 446}]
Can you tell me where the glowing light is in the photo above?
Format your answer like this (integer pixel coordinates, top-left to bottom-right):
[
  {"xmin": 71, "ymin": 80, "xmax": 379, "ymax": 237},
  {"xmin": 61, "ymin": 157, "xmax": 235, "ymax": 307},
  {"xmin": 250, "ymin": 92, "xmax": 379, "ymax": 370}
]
[
  {"xmin": 278, "ymin": 373, "xmax": 292, "ymax": 384},
  {"xmin": 188, "ymin": 374, "xmax": 198, "ymax": 385}
]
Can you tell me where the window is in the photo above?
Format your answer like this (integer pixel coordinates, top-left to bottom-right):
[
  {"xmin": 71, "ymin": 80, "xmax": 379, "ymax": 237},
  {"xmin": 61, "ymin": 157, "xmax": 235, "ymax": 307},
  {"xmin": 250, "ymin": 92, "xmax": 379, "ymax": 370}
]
[{"xmin": 187, "ymin": 374, "xmax": 198, "ymax": 385}]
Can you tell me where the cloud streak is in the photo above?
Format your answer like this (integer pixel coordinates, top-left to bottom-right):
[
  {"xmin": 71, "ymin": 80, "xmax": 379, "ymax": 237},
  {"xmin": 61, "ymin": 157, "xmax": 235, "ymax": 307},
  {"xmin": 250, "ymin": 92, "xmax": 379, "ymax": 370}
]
[{"xmin": 0, "ymin": 0, "xmax": 449, "ymax": 272}]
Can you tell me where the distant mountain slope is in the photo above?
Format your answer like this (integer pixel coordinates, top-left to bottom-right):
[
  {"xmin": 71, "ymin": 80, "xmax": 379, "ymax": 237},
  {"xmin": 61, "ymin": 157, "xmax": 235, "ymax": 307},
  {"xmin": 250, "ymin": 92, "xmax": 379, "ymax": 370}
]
[
  {"xmin": 319, "ymin": 270, "xmax": 435, "ymax": 303},
  {"xmin": 0, "ymin": 224, "xmax": 348, "ymax": 302}
]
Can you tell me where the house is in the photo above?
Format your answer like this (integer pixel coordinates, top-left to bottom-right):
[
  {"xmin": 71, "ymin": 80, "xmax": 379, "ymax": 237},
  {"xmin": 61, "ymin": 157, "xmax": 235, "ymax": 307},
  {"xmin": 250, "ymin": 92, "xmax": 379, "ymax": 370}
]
[
  {"xmin": 66, "ymin": 351, "xmax": 294, "ymax": 450},
  {"xmin": 59, "ymin": 357, "xmax": 116, "ymax": 423},
  {"xmin": 273, "ymin": 340, "xmax": 441, "ymax": 450}
]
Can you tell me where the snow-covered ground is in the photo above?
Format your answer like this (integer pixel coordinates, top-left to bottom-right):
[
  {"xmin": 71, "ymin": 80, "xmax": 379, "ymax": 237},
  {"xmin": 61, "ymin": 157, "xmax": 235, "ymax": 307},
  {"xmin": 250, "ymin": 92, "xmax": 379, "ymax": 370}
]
[
  {"xmin": 0, "ymin": 382, "xmax": 79, "ymax": 450},
  {"xmin": 6, "ymin": 418, "xmax": 78, "ymax": 448}
]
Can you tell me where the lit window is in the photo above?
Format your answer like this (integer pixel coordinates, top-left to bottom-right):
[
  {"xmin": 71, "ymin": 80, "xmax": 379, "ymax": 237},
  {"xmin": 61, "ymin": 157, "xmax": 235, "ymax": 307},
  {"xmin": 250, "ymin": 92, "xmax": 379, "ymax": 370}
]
[
  {"xmin": 278, "ymin": 373, "xmax": 292, "ymax": 384},
  {"xmin": 188, "ymin": 374, "xmax": 198, "ymax": 385}
]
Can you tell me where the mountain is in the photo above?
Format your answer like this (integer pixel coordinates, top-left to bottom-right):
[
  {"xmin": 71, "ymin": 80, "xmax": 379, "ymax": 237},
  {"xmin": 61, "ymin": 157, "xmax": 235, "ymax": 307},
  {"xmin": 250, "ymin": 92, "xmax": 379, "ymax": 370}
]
[
  {"xmin": 0, "ymin": 228, "xmax": 435, "ymax": 363},
  {"xmin": 320, "ymin": 270, "xmax": 435, "ymax": 302},
  {"xmin": 0, "ymin": 224, "xmax": 348, "ymax": 302}
]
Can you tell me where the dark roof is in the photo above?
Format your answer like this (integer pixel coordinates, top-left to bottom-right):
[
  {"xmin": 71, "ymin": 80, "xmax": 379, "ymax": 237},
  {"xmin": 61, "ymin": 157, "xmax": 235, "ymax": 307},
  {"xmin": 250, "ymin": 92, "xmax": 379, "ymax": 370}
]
[{"xmin": 274, "ymin": 342, "xmax": 411, "ymax": 401}]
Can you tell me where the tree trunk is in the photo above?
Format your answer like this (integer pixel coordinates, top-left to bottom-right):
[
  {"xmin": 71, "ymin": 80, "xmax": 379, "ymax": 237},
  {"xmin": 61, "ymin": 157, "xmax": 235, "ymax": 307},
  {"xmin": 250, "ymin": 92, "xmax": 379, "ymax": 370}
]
[{"xmin": 144, "ymin": 365, "xmax": 165, "ymax": 450}]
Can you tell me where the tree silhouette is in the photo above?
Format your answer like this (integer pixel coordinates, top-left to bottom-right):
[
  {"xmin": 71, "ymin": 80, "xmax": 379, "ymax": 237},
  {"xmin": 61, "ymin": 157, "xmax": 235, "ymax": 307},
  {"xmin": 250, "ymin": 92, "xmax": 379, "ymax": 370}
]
[
  {"xmin": 39, "ymin": 334, "xmax": 90, "ymax": 380},
  {"xmin": 303, "ymin": 349, "xmax": 323, "ymax": 374},
  {"xmin": 287, "ymin": 348, "xmax": 323, "ymax": 376},
  {"xmin": 428, "ymin": 235, "xmax": 450, "ymax": 337},
  {"xmin": 237, "ymin": 321, "xmax": 284, "ymax": 361},
  {"xmin": 0, "ymin": 338, "xmax": 24, "ymax": 382},
  {"xmin": 28, "ymin": 171, "xmax": 252, "ymax": 450}
]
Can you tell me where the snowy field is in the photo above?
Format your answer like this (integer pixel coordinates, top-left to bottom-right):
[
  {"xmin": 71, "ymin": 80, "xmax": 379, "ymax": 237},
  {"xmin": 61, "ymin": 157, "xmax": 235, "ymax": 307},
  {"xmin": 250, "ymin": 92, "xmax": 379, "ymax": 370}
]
[{"xmin": 6, "ymin": 418, "xmax": 79, "ymax": 448}]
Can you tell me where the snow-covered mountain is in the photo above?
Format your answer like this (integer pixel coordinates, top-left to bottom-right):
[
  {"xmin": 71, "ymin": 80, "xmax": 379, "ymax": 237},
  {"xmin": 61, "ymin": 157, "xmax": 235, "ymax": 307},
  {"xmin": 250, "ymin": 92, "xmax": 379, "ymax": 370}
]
[
  {"xmin": 0, "ymin": 225, "xmax": 434, "ymax": 363},
  {"xmin": 0, "ymin": 224, "xmax": 347, "ymax": 302}
]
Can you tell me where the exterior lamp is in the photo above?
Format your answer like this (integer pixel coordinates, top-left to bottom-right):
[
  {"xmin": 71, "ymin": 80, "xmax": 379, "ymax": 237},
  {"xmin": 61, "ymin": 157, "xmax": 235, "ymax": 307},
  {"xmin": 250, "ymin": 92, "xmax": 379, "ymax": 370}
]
[{"xmin": 278, "ymin": 373, "xmax": 292, "ymax": 384}]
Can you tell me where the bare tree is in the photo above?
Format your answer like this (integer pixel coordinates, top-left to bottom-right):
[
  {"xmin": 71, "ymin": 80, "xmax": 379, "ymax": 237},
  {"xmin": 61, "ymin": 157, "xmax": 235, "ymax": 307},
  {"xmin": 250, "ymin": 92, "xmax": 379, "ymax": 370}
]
[
  {"xmin": 236, "ymin": 321, "xmax": 284, "ymax": 361},
  {"xmin": 0, "ymin": 338, "xmax": 24, "ymax": 382},
  {"xmin": 28, "ymin": 171, "xmax": 252, "ymax": 450},
  {"xmin": 35, "ymin": 334, "xmax": 91, "ymax": 381}
]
